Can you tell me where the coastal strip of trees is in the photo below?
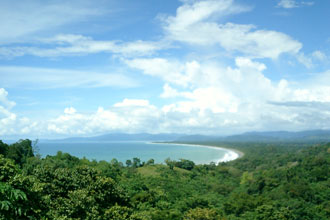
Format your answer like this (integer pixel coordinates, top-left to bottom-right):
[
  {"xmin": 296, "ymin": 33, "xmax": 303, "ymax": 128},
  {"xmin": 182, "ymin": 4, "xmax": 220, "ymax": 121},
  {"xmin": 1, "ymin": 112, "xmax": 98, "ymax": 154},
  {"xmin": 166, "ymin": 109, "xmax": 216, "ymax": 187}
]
[{"xmin": 0, "ymin": 139, "xmax": 329, "ymax": 219}]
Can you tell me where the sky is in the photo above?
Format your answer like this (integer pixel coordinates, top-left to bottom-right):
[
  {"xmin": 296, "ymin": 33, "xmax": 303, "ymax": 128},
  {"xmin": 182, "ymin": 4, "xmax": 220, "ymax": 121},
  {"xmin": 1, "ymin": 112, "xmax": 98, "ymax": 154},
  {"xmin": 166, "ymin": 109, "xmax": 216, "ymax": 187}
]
[{"xmin": 1, "ymin": 0, "xmax": 330, "ymax": 139}]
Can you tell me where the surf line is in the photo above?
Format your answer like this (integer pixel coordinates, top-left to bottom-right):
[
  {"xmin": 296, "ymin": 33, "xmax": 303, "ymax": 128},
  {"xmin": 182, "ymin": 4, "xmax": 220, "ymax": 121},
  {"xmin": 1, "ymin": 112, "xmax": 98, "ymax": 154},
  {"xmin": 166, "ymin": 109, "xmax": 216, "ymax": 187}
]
[{"xmin": 149, "ymin": 142, "xmax": 243, "ymax": 164}]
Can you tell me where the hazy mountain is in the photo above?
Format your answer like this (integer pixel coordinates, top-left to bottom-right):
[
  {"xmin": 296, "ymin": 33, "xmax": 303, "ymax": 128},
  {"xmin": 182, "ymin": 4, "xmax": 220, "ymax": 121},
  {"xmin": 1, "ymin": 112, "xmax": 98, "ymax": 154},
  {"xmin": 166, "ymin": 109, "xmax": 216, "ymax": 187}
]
[
  {"xmin": 222, "ymin": 130, "xmax": 330, "ymax": 142},
  {"xmin": 41, "ymin": 133, "xmax": 184, "ymax": 142},
  {"xmin": 40, "ymin": 129, "xmax": 330, "ymax": 143},
  {"xmin": 174, "ymin": 134, "xmax": 218, "ymax": 142},
  {"xmin": 175, "ymin": 130, "xmax": 330, "ymax": 143}
]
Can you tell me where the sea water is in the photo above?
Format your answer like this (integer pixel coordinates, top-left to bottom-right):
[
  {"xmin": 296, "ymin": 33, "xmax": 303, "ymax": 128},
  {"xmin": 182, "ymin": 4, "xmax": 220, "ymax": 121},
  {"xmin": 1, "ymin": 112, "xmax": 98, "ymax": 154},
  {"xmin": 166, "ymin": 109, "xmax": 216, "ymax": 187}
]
[{"xmin": 36, "ymin": 141, "xmax": 237, "ymax": 164}]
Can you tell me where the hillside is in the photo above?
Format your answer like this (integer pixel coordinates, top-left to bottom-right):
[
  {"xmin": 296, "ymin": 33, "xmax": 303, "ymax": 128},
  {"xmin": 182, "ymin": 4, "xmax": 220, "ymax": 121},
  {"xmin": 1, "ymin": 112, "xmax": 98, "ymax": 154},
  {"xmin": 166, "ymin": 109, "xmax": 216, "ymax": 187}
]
[{"xmin": 0, "ymin": 139, "xmax": 329, "ymax": 219}]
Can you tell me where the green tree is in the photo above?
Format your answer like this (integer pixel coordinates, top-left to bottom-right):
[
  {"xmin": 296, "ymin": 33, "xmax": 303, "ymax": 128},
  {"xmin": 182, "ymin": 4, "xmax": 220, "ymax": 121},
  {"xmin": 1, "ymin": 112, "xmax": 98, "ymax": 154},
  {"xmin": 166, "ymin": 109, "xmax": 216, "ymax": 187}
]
[
  {"xmin": 6, "ymin": 139, "xmax": 34, "ymax": 165},
  {"xmin": 175, "ymin": 159, "xmax": 195, "ymax": 170},
  {"xmin": 0, "ymin": 182, "xmax": 27, "ymax": 220},
  {"xmin": 253, "ymin": 204, "xmax": 296, "ymax": 220},
  {"xmin": 164, "ymin": 158, "xmax": 174, "ymax": 170},
  {"xmin": 126, "ymin": 159, "xmax": 133, "ymax": 167},
  {"xmin": 146, "ymin": 159, "xmax": 154, "ymax": 165},
  {"xmin": 0, "ymin": 155, "xmax": 43, "ymax": 219},
  {"xmin": 184, "ymin": 207, "xmax": 222, "ymax": 220},
  {"xmin": 133, "ymin": 157, "xmax": 141, "ymax": 168},
  {"xmin": 0, "ymin": 141, "xmax": 8, "ymax": 156}
]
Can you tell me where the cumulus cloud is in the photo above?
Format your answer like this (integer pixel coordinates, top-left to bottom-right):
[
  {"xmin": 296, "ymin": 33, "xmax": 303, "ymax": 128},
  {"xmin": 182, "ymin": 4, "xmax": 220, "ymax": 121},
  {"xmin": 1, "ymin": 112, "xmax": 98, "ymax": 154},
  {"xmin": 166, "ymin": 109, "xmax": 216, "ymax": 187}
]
[
  {"xmin": 0, "ymin": 105, "xmax": 17, "ymax": 135},
  {"xmin": 40, "ymin": 87, "xmax": 330, "ymax": 136},
  {"xmin": 3, "ymin": 55, "xmax": 330, "ymax": 137},
  {"xmin": 163, "ymin": 0, "xmax": 302, "ymax": 59},
  {"xmin": 64, "ymin": 107, "xmax": 77, "ymax": 115},
  {"xmin": 124, "ymin": 57, "xmax": 330, "ymax": 134},
  {"xmin": 4, "ymin": 65, "xmax": 330, "ymax": 137},
  {"xmin": 0, "ymin": 0, "xmax": 303, "ymax": 60},
  {"xmin": 128, "ymin": 57, "xmax": 278, "ymax": 102},
  {"xmin": 46, "ymin": 100, "xmax": 160, "ymax": 135},
  {"xmin": 1, "ymin": 0, "xmax": 329, "ymax": 138},
  {"xmin": 113, "ymin": 99, "xmax": 151, "ymax": 107},
  {"xmin": 160, "ymin": 84, "xmax": 181, "ymax": 98},
  {"xmin": 0, "ymin": 88, "xmax": 39, "ymax": 137},
  {"xmin": 125, "ymin": 58, "xmax": 191, "ymax": 87},
  {"xmin": 0, "ymin": 88, "xmax": 16, "ymax": 108}
]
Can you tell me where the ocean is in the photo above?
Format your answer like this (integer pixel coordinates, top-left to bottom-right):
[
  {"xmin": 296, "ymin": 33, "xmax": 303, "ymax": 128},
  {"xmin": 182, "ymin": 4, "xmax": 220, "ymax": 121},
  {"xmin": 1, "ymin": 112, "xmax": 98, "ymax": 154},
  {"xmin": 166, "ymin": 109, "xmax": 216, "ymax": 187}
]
[{"xmin": 36, "ymin": 141, "xmax": 238, "ymax": 164}]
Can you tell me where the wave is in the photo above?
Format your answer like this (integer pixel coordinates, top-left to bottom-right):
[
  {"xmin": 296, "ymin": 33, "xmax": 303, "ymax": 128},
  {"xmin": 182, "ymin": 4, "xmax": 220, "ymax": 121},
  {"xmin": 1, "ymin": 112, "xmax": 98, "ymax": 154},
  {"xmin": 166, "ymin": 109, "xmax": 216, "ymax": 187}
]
[{"xmin": 151, "ymin": 142, "xmax": 241, "ymax": 164}]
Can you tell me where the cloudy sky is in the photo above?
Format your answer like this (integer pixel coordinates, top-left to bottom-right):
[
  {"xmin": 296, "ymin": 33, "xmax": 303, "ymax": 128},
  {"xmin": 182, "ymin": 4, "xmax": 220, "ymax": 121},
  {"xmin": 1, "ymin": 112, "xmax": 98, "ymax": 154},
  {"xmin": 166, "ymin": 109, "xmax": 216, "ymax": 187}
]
[{"xmin": 1, "ymin": 0, "xmax": 330, "ymax": 139}]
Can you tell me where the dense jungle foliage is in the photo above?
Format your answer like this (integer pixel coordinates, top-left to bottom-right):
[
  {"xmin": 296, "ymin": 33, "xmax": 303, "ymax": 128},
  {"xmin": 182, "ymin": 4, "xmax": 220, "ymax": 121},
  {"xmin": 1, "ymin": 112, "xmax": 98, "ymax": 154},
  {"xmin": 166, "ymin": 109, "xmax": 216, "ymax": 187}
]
[{"xmin": 0, "ymin": 139, "xmax": 329, "ymax": 219}]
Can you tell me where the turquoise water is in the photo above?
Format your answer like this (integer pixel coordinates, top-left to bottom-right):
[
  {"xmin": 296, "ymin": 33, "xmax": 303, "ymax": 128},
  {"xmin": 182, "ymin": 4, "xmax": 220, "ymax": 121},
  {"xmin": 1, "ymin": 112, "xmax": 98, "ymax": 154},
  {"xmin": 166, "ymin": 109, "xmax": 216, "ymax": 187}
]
[{"xmin": 37, "ymin": 141, "xmax": 229, "ymax": 164}]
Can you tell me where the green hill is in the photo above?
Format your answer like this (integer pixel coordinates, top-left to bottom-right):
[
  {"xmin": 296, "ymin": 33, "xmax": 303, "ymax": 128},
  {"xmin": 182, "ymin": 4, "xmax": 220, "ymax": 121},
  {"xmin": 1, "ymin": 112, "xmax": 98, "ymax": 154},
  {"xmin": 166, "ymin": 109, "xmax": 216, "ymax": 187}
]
[{"xmin": 1, "ymin": 139, "xmax": 329, "ymax": 219}]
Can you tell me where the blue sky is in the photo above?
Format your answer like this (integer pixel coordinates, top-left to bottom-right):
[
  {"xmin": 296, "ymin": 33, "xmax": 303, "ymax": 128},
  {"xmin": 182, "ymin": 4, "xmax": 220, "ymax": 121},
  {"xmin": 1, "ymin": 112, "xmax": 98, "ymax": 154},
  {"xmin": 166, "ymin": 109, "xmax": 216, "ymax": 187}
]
[{"xmin": 1, "ymin": 0, "xmax": 330, "ymax": 139}]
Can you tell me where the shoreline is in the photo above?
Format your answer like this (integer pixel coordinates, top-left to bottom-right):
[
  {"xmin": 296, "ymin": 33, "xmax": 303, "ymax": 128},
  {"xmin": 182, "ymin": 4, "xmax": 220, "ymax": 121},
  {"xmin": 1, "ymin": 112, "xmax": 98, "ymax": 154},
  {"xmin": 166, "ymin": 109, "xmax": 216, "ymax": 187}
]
[{"xmin": 150, "ymin": 142, "xmax": 244, "ymax": 164}]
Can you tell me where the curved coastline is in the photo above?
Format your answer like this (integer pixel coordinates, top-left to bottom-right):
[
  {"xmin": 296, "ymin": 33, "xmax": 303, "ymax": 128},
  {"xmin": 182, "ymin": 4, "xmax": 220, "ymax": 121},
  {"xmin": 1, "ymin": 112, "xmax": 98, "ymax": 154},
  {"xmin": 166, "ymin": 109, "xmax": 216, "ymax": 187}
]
[{"xmin": 150, "ymin": 142, "xmax": 244, "ymax": 164}]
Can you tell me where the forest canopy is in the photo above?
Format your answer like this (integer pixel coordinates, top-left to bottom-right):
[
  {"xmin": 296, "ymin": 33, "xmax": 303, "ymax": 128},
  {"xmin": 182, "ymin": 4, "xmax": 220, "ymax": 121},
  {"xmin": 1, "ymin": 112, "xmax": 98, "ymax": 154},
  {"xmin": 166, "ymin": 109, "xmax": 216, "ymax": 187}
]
[{"xmin": 0, "ymin": 139, "xmax": 329, "ymax": 219}]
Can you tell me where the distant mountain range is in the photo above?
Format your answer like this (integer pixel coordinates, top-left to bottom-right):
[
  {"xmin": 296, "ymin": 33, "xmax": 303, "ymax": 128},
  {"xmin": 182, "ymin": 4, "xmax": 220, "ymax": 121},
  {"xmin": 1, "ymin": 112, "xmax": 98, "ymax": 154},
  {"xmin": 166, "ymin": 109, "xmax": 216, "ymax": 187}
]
[
  {"xmin": 217, "ymin": 130, "xmax": 330, "ymax": 143},
  {"xmin": 40, "ymin": 129, "xmax": 330, "ymax": 143},
  {"xmin": 42, "ymin": 133, "xmax": 184, "ymax": 142}
]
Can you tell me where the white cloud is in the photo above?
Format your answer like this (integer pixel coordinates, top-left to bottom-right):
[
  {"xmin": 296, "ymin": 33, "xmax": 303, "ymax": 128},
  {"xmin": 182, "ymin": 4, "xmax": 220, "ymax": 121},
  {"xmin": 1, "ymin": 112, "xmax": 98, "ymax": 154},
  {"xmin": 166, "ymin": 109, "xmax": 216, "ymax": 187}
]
[
  {"xmin": 4, "ymin": 56, "xmax": 330, "ymax": 137},
  {"xmin": 4, "ymin": 66, "xmax": 330, "ymax": 137},
  {"xmin": 0, "ymin": 0, "xmax": 303, "ymax": 61},
  {"xmin": 128, "ymin": 57, "xmax": 276, "ymax": 102},
  {"xmin": 42, "ymin": 88, "xmax": 330, "ymax": 136},
  {"xmin": 235, "ymin": 57, "xmax": 266, "ymax": 71},
  {"xmin": 0, "ymin": 88, "xmax": 39, "ymax": 137},
  {"xmin": 64, "ymin": 107, "xmax": 77, "ymax": 115},
  {"xmin": 1, "ymin": 0, "xmax": 329, "ymax": 138},
  {"xmin": 302, "ymin": 1, "xmax": 315, "ymax": 6},
  {"xmin": 0, "ymin": 88, "xmax": 16, "ymax": 108},
  {"xmin": 312, "ymin": 50, "xmax": 327, "ymax": 62},
  {"xmin": 165, "ymin": 0, "xmax": 246, "ymax": 29},
  {"xmin": 0, "ymin": 0, "xmax": 105, "ymax": 44},
  {"xmin": 163, "ymin": 0, "xmax": 302, "ymax": 59},
  {"xmin": 125, "ymin": 58, "xmax": 191, "ymax": 87},
  {"xmin": 0, "ymin": 106, "xmax": 17, "ymax": 136},
  {"xmin": 277, "ymin": 0, "xmax": 314, "ymax": 9},
  {"xmin": 296, "ymin": 50, "xmax": 329, "ymax": 68},
  {"xmin": 296, "ymin": 52, "xmax": 313, "ymax": 68},
  {"xmin": 163, "ymin": 87, "xmax": 239, "ymax": 114},
  {"xmin": 46, "ymin": 101, "xmax": 160, "ymax": 135},
  {"xmin": 113, "ymin": 99, "xmax": 151, "ymax": 107},
  {"xmin": 160, "ymin": 84, "xmax": 181, "ymax": 98},
  {"xmin": 277, "ymin": 0, "xmax": 298, "ymax": 8},
  {"xmin": 0, "ymin": 66, "xmax": 138, "ymax": 89},
  {"xmin": 0, "ymin": 34, "xmax": 165, "ymax": 58},
  {"xmin": 0, "ymin": 105, "xmax": 16, "ymax": 124},
  {"xmin": 125, "ymin": 57, "xmax": 330, "ymax": 133}
]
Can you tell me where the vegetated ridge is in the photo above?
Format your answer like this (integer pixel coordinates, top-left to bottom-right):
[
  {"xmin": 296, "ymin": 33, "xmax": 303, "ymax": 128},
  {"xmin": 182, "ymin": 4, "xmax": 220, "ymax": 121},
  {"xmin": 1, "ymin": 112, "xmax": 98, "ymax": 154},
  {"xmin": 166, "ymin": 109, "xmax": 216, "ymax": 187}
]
[{"xmin": 0, "ymin": 139, "xmax": 329, "ymax": 219}]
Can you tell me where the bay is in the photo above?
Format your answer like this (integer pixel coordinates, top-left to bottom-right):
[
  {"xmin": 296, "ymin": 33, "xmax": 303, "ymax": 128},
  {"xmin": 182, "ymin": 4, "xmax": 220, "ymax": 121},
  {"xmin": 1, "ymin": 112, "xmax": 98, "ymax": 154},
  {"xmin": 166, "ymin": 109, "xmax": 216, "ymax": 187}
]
[{"xmin": 37, "ymin": 141, "xmax": 236, "ymax": 164}]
